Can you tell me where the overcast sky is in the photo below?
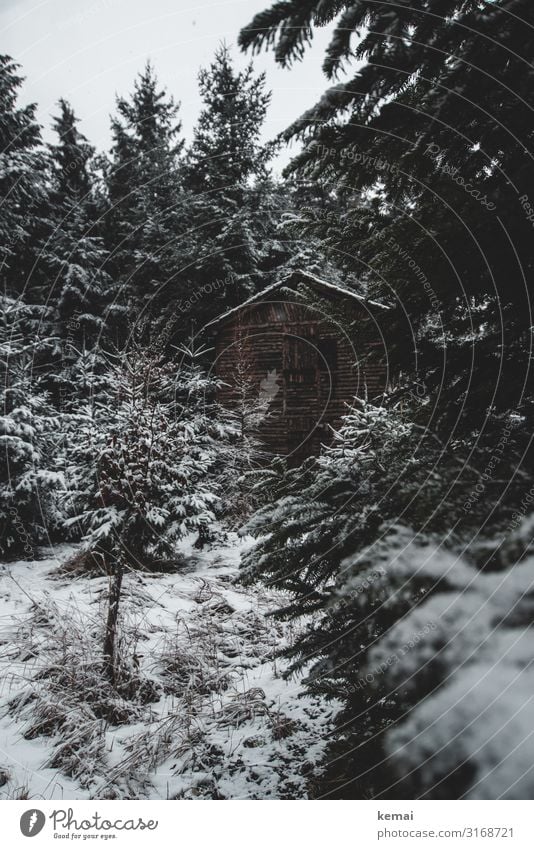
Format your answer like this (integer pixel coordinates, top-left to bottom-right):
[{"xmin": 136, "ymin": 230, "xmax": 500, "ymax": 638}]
[{"xmin": 0, "ymin": 0, "xmax": 334, "ymax": 166}]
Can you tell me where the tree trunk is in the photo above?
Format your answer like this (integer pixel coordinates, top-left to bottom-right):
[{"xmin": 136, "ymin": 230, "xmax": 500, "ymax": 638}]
[
  {"xmin": 103, "ymin": 556, "xmax": 123, "ymax": 685},
  {"xmin": 194, "ymin": 521, "xmax": 212, "ymax": 550}
]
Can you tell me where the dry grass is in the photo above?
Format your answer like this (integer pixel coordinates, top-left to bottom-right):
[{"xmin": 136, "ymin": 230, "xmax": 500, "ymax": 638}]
[
  {"xmin": 4, "ymin": 594, "xmax": 160, "ymax": 790},
  {"xmin": 0, "ymin": 556, "xmax": 338, "ymax": 799}
]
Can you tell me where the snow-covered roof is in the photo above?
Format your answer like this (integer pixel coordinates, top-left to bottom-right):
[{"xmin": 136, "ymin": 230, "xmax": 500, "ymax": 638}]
[{"xmin": 203, "ymin": 269, "xmax": 388, "ymax": 330}]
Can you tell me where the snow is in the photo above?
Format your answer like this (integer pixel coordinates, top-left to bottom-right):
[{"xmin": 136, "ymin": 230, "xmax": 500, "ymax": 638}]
[
  {"xmin": 204, "ymin": 268, "xmax": 388, "ymax": 330},
  {"xmin": 0, "ymin": 536, "xmax": 338, "ymax": 800},
  {"xmin": 386, "ymin": 664, "xmax": 534, "ymax": 800},
  {"xmin": 357, "ymin": 535, "xmax": 534, "ymax": 799}
]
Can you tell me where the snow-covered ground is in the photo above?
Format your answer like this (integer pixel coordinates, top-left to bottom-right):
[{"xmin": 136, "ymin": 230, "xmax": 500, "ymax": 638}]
[{"xmin": 0, "ymin": 536, "xmax": 338, "ymax": 800}]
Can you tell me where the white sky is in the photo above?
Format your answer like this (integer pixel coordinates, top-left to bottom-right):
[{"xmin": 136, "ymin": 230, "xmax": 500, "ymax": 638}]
[{"xmin": 0, "ymin": 0, "xmax": 334, "ymax": 168}]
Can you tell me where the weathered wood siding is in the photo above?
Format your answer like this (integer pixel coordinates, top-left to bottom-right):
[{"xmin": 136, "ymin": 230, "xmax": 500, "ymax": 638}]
[{"xmin": 214, "ymin": 295, "xmax": 387, "ymax": 463}]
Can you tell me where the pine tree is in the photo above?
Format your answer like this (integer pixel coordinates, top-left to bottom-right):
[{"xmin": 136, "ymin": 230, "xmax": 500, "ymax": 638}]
[
  {"xmin": 105, "ymin": 63, "xmax": 185, "ymax": 325},
  {"xmin": 63, "ymin": 342, "xmax": 237, "ymax": 568},
  {"xmin": 45, "ymin": 100, "xmax": 115, "ymax": 404},
  {"xmin": 0, "ymin": 57, "xmax": 64, "ymax": 553},
  {"xmin": 0, "ymin": 294, "xmax": 63, "ymax": 555},
  {"xmin": 0, "ymin": 54, "xmax": 52, "ymax": 307},
  {"xmin": 50, "ymin": 99, "xmax": 93, "ymax": 198},
  {"xmin": 240, "ymin": 1, "xmax": 534, "ymax": 443},
  {"xmin": 239, "ymin": 4, "xmax": 534, "ymax": 795},
  {"xmin": 242, "ymin": 399, "xmax": 528, "ymax": 796},
  {"xmin": 180, "ymin": 45, "xmax": 279, "ymax": 320}
]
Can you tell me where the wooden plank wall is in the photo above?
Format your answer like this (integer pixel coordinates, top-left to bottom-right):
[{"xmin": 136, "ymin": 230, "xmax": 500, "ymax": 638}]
[{"xmin": 214, "ymin": 297, "xmax": 387, "ymax": 463}]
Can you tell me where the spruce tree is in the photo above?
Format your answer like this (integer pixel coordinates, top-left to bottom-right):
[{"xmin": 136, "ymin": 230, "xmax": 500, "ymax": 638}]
[
  {"xmin": 242, "ymin": 399, "xmax": 528, "ymax": 797},
  {"xmin": 46, "ymin": 100, "xmax": 115, "ymax": 403},
  {"xmin": 181, "ymin": 45, "xmax": 278, "ymax": 320},
  {"xmin": 0, "ymin": 294, "xmax": 63, "ymax": 555},
  {"xmin": 105, "ymin": 63, "xmax": 185, "ymax": 326},
  {"xmin": 240, "ymin": 1, "xmax": 534, "ymax": 442},
  {"xmin": 0, "ymin": 56, "xmax": 63, "ymax": 552},
  {"xmin": 0, "ymin": 55, "xmax": 50, "ymax": 304},
  {"xmin": 239, "ymin": 1, "xmax": 534, "ymax": 796},
  {"xmin": 63, "ymin": 342, "xmax": 237, "ymax": 568}
]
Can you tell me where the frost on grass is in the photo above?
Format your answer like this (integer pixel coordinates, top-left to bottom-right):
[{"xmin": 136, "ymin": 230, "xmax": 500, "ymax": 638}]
[{"xmin": 0, "ymin": 538, "xmax": 337, "ymax": 800}]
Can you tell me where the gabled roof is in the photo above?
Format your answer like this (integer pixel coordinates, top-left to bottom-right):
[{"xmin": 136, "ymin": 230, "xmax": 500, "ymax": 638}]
[{"xmin": 204, "ymin": 269, "xmax": 388, "ymax": 330}]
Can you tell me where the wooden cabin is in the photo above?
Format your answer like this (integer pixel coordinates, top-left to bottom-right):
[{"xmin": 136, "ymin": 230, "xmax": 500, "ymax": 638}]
[{"xmin": 206, "ymin": 270, "xmax": 388, "ymax": 463}]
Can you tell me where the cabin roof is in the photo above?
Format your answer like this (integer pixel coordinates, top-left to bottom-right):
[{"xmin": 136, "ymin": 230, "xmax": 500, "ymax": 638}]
[{"xmin": 204, "ymin": 269, "xmax": 388, "ymax": 330}]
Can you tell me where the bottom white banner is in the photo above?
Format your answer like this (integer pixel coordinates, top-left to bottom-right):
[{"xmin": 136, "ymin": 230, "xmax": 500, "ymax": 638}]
[{"xmin": 1, "ymin": 800, "xmax": 532, "ymax": 848}]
